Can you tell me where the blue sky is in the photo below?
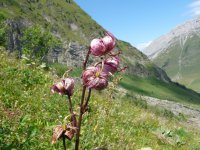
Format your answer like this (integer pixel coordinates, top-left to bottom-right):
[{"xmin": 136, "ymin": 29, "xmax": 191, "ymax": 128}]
[{"xmin": 74, "ymin": 0, "xmax": 200, "ymax": 50}]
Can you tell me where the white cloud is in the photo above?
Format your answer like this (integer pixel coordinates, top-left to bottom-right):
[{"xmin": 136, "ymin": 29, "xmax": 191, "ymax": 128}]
[
  {"xmin": 189, "ymin": 0, "xmax": 200, "ymax": 16},
  {"xmin": 136, "ymin": 41, "xmax": 152, "ymax": 51},
  {"xmin": 190, "ymin": 0, "xmax": 200, "ymax": 7}
]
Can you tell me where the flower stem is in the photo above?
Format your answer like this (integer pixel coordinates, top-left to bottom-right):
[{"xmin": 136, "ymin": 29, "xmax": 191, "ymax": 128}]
[
  {"xmin": 83, "ymin": 47, "xmax": 91, "ymax": 70},
  {"xmin": 118, "ymin": 66, "xmax": 128, "ymax": 72},
  {"xmin": 75, "ymin": 86, "xmax": 86, "ymax": 150},
  {"xmin": 83, "ymin": 89, "xmax": 92, "ymax": 110},
  {"xmin": 63, "ymin": 136, "xmax": 66, "ymax": 150},
  {"xmin": 62, "ymin": 95, "xmax": 75, "ymax": 150},
  {"xmin": 75, "ymin": 48, "xmax": 91, "ymax": 150},
  {"xmin": 67, "ymin": 95, "xmax": 77, "ymax": 126}
]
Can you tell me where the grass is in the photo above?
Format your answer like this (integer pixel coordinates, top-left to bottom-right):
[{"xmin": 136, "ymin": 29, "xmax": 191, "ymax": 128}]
[
  {"xmin": 49, "ymin": 63, "xmax": 82, "ymax": 78},
  {"xmin": 1, "ymin": 50, "xmax": 200, "ymax": 149},
  {"xmin": 120, "ymin": 75, "xmax": 200, "ymax": 105}
]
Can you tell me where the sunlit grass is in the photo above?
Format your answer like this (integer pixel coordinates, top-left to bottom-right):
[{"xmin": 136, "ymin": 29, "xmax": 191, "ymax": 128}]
[
  {"xmin": 120, "ymin": 75, "xmax": 200, "ymax": 105},
  {"xmin": 0, "ymin": 50, "xmax": 200, "ymax": 149}
]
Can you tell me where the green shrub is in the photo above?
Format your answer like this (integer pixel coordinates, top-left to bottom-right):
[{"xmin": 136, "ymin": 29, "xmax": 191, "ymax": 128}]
[
  {"xmin": 0, "ymin": 14, "xmax": 8, "ymax": 47},
  {"xmin": 21, "ymin": 25, "xmax": 61, "ymax": 60}
]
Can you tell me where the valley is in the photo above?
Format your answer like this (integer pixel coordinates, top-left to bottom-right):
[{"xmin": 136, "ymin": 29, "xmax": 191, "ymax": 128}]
[{"xmin": 0, "ymin": 0, "xmax": 200, "ymax": 149}]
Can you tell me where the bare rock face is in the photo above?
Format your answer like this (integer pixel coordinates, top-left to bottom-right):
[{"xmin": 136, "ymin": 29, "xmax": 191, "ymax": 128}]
[
  {"xmin": 70, "ymin": 23, "xmax": 79, "ymax": 31},
  {"xmin": 57, "ymin": 42, "xmax": 88, "ymax": 67},
  {"xmin": 4, "ymin": 19, "xmax": 88, "ymax": 67},
  {"xmin": 153, "ymin": 67, "xmax": 171, "ymax": 83},
  {"xmin": 144, "ymin": 16, "xmax": 200, "ymax": 59},
  {"xmin": 5, "ymin": 19, "xmax": 32, "ymax": 56},
  {"xmin": 141, "ymin": 95, "xmax": 200, "ymax": 129}
]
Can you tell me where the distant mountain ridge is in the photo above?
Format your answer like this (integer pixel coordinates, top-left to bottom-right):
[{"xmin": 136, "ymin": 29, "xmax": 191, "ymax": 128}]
[
  {"xmin": 144, "ymin": 16, "xmax": 200, "ymax": 58},
  {"xmin": 144, "ymin": 16, "xmax": 200, "ymax": 92}
]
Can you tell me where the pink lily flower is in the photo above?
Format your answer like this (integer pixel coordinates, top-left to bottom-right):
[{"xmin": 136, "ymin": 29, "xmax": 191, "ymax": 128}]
[
  {"xmin": 90, "ymin": 38, "xmax": 106, "ymax": 56},
  {"xmin": 103, "ymin": 55, "xmax": 120, "ymax": 74},
  {"xmin": 102, "ymin": 31, "xmax": 116, "ymax": 53},
  {"xmin": 90, "ymin": 32, "xmax": 116, "ymax": 56},
  {"xmin": 82, "ymin": 66, "xmax": 108, "ymax": 90},
  {"xmin": 51, "ymin": 78, "xmax": 75, "ymax": 96}
]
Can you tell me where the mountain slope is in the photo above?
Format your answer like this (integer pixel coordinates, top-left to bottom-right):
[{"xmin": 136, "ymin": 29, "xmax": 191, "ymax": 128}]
[
  {"xmin": 0, "ymin": 0, "xmax": 200, "ymax": 102},
  {"xmin": 0, "ymin": 0, "xmax": 170, "ymax": 82},
  {"xmin": 144, "ymin": 17, "xmax": 200, "ymax": 92}
]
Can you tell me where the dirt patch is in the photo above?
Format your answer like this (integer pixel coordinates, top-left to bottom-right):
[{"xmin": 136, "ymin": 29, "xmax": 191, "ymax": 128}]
[{"xmin": 140, "ymin": 96, "xmax": 200, "ymax": 129}]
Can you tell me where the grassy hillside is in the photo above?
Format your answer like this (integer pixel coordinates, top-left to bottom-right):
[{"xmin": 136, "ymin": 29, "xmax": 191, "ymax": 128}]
[
  {"xmin": 1, "ymin": 49, "xmax": 200, "ymax": 149},
  {"xmin": 0, "ymin": 0, "xmax": 103, "ymax": 44},
  {"xmin": 0, "ymin": 0, "xmax": 172, "ymax": 83},
  {"xmin": 153, "ymin": 34, "xmax": 200, "ymax": 93},
  {"xmin": 120, "ymin": 75, "xmax": 200, "ymax": 106}
]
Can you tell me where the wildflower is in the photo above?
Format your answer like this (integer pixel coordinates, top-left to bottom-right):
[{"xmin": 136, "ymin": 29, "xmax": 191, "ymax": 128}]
[
  {"xmin": 51, "ymin": 78, "xmax": 74, "ymax": 96},
  {"xmin": 103, "ymin": 56, "xmax": 120, "ymax": 74},
  {"xmin": 102, "ymin": 31, "xmax": 116, "ymax": 52},
  {"xmin": 82, "ymin": 66, "xmax": 108, "ymax": 90},
  {"xmin": 90, "ymin": 32, "xmax": 116, "ymax": 56},
  {"xmin": 51, "ymin": 125, "xmax": 64, "ymax": 145},
  {"xmin": 90, "ymin": 38, "xmax": 106, "ymax": 56}
]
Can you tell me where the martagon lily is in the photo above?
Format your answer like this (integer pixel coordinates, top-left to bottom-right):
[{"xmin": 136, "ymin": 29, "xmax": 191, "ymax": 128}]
[
  {"xmin": 50, "ymin": 31, "xmax": 125, "ymax": 150},
  {"xmin": 51, "ymin": 78, "xmax": 77, "ymax": 149},
  {"xmin": 82, "ymin": 66, "xmax": 108, "ymax": 90},
  {"xmin": 90, "ymin": 31, "xmax": 116, "ymax": 56},
  {"xmin": 51, "ymin": 78, "xmax": 75, "ymax": 96},
  {"xmin": 103, "ymin": 55, "xmax": 120, "ymax": 74}
]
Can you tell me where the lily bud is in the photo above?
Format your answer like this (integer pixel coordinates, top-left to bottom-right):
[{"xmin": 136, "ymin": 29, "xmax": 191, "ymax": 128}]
[
  {"xmin": 51, "ymin": 78, "xmax": 74, "ymax": 96},
  {"xmin": 102, "ymin": 32, "xmax": 115, "ymax": 53},
  {"xmin": 103, "ymin": 56, "xmax": 120, "ymax": 74},
  {"xmin": 90, "ymin": 38, "xmax": 106, "ymax": 56},
  {"xmin": 82, "ymin": 66, "xmax": 108, "ymax": 90}
]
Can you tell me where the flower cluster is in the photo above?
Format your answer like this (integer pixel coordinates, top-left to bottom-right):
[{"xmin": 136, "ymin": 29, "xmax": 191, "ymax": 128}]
[
  {"xmin": 51, "ymin": 32, "xmax": 120, "ymax": 95},
  {"xmin": 50, "ymin": 31, "xmax": 123, "ymax": 149},
  {"xmin": 82, "ymin": 32, "xmax": 120, "ymax": 90}
]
